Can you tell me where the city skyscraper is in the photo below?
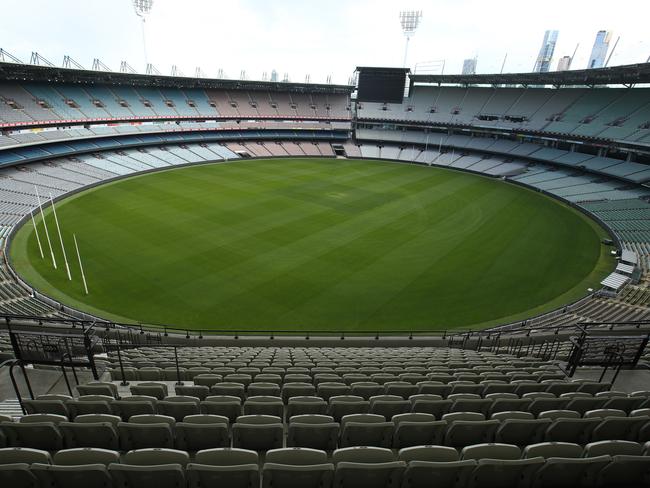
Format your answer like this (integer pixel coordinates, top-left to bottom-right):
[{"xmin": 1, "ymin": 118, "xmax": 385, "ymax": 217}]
[
  {"xmin": 462, "ymin": 58, "xmax": 477, "ymax": 75},
  {"xmin": 533, "ymin": 30, "xmax": 559, "ymax": 72},
  {"xmin": 556, "ymin": 55, "xmax": 572, "ymax": 71},
  {"xmin": 270, "ymin": 69, "xmax": 278, "ymax": 82},
  {"xmin": 587, "ymin": 30, "xmax": 612, "ymax": 69}
]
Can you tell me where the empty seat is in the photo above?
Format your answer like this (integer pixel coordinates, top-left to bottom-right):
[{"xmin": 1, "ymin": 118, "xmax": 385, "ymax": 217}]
[
  {"xmin": 592, "ymin": 416, "xmax": 650, "ymax": 442},
  {"xmin": 67, "ymin": 396, "xmax": 114, "ymax": 418},
  {"xmin": 450, "ymin": 398, "xmax": 493, "ymax": 416},
  {"xmin": 369, "ymin": 395, "xmax": 411, "ymax": 419},
  {"xmin": 339, "ymin": 414, "xmax": 394, "ymax": 448},
  {"xmin": 383, "ymin": 382, "xmax": 419, "ymax": 399},
  {"xmin": 287, "ymin": 396, "xmax": 328, "ymax": 418},
  {"xmin": 130, "ymin": 383, "xmax": 169, "ymax": 401},
  {"xmin": 332, "ymin": 446, "xmax": 404, "ymax": 488},
  {"xmin": 1, "ymin": 422, "xmax": 63, "ymax": 451},
  {"xmin": 243, "ymin": 396, "xmax": 284, "ymax": 417},
  {"xmin": 157, "ymin": 396, "xmax": 201, "ymax": 421},
  {"xmin": 109, "ymin": 463, "xmax": 185, "ymax": 488},
  {"xmin": 117, "ymin": 421, "xmax": 174, "ymax": 450},
  {"xmin": 22, "ymin": 400, "xmax": 69, "ymax": 418},
  {"xmin": 496, "ymin": 417, "xmax": 551, "ymax": 446},
  {"xmin": 398, "ymin": 446, "xmax": 475, "ymax": 488},
  {"xmin": 444, "ymin": 420, "xmax": 499, "ymax": 448},
  {"xmin": 175, "ymin": 385, "xmax": 210, "ymax": 401},
  {"xmin": 32, "ymin": 463, "xmax": 112, "ymax": 488},
  {"xmin": 350, "ymin": 382, "xmax": 383, "ymax": 400},
  {"xmin": 232, "ymin": 415, "xmax": 284, "ymax": 451},
  {"xmin": 544, "ymin": 418, "xmax": 601, "ymax": 444},
  {"xmin": 59, "ymin": 421, "xmax": 119, "ymax": 450},
  {"xmin": 111, "ymin": 395, "xmax": 157, "ymax": 420},
  {"xmin": 211, "ymin": 383, "xmax": 246, "ymax": 401},
  {"xmin": 461, "ymin": 443, "xmax": 522, "ymax": 460},
  {"xmin": 187, "ymin": 448, "xmax": 259, "ymax": 488},
  {"xmin": 584, "ymin": 440, "xmax": 644, "ymax": 457},
  {"xmin": 530, "ymin": 455, "xmax": 611, "ymax": 488},
  {"xmin": 77, "ymin": 383, "xmax": 118, "ymax": 399},
  {"xmin": 193, "ymin": 374, "xmax": 224, "ymax": 388},
  {"xmin": 262, "ymin": 448, "xmax": 333, "ymax": 488},
  {"xmin": 328, "ymin": 396, "xmax": 369, "ymax": 422},
  {"xmin": 175, "ymin": 415, "xmax": 230, "ymax": 451},
  {"xmin": 282, "ymin": 383, "xmax": 316, "ymax": 403},
  {"xmin": 410, "ymin": 396, "xmax": 452, "ymax": 417},
  {"xmin": 523, "ymin": 442, "xmax": 583, "ymax": 459},
  {"xmin": 392, "ymin": 413, "xmax": 446, "ymax": 448},
  {"xmin": 317, "ymin": 383, "xmax": 350, "ymax": 402},
  {"xmin": 200, "ymin": 395, "xmax": 242, "ymax": 422}
]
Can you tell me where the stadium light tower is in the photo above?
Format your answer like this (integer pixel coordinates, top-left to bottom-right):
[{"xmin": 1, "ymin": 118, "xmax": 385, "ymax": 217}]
[
  {"xmin": 132, "ymin": 0, "xmax": 154, "ymax": 67},
  {"xmin": 399, "ymin": 10, "xmax": 422, "ymax": 68}
]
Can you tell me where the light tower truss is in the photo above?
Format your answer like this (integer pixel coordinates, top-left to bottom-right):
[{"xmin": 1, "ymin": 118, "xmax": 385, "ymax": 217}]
[{"xmin": 399, "ymin": 10, "xmax": 423, "ymax": 68}]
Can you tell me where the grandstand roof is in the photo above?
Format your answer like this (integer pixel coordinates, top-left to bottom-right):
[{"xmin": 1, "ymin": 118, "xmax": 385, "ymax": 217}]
[
  {"xmin": 410, "ymin": 62, "xmax": 650, "ymax": 87},
  {"xmin": 0, "ymin": 62, "xmax": 354, "ymax": 94}
]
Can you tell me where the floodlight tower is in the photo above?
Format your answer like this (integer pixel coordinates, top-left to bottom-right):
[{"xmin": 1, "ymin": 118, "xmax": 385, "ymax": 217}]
[
  {"xmin": 133, "ymin": 0, "xmax": 154, "ymax": 67},
  {"xmin": 399, "ymin": 10, "xmax": 422, "ymax": 68}
]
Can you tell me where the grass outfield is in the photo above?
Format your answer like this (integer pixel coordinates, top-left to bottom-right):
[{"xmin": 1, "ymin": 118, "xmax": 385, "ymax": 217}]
[{"xmin": 10, "ymin": 158, "xmax": 614, "ymax": 332}]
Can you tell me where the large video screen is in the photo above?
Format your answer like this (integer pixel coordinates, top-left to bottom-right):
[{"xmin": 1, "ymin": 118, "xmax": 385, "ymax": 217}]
[{"xmin": 357, "ymin": 68, "xmax": 407, "ymax": 103}]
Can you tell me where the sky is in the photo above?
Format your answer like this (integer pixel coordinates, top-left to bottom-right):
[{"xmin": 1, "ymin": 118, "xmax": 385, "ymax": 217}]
[{"xmin": 2, "ymin": 0, "xmax": 649, "ymax": 85}]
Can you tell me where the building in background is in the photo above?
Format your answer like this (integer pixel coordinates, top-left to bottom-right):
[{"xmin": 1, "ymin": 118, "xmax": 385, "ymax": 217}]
[
  {"xmin": 588, "ymin": 30, "xmax": 612, "ymax": 69},
  {"xmin": 270, "ymin": 70, "xmax": 278, "ymax": 82},
  {"xmin": 533, "ymin": 30, "xmax": 559, "ymax": 72},
  {"xmin": 556, "ymin": 55, "xmax": 572, "ymax": 71},
  {"xmin": 462, "ymin": 58, "xmax": 477, "ymax": 75}
]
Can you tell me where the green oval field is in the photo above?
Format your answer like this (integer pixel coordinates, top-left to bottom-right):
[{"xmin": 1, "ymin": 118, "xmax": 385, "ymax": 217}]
[{"xmin": 9, "ymin": 158, "xmax": 614, "ymax": 332}]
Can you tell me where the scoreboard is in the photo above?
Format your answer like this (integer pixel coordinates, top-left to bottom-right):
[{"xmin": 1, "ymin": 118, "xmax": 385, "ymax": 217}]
[{"xmin": 356, "ymin": 67, "xmax": 409, "ymax": 104}]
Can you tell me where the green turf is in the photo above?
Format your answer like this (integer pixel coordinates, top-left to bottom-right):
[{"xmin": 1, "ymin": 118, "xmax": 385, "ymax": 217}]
[{"xmin": 10, "ymin": 158, "xmax": 615, "ymax": 332}]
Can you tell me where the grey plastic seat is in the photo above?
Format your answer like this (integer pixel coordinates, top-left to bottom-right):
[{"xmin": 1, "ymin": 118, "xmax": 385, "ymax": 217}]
[
  {"xmin": 444, "ymin": 420, "xmax": 499, "ymax": 448},
  {"xmin": 1, "ymin": 421, "xmax": 63, "ymax": 450},
  {"xmin": 201, "ymin": 395, "xmax": 242, "ymax": 422},
  {"xmin": 77, "ymin": 383, "xmax": 118, "ymax": 399},
  {"xmin": 211, "ymin": 382, "xmax": 247, "ymax": 401},
  {"xmin": 59, "ymin": 421, "xmax": 119, "ymax": 450},
  {"xmin": 401, "ymin": 458, "xmax": 476, "ymax": 488},
  {"xmin": 19, "ymin": 413, "xmax": 68, "ymax": 425},
  {"xmin": 124, "ymin": 448, "xmax": 190, "ymax": 466},
  {"xmin": 193, "ymin": 374, "xmax": 224, "ymax": 388},
  {"xmin": 592, "ymin": 416, "xmax": 650, "ymax": 442},
  {"xmin": 490, "ymin": 398, "xmax": 532, "ymax": 415},
  {"xmin": 262, "ymin": 448, "xmax": 333, "ymax": 488},
  {"xmin": 596, "ymin": 454, "xmax": 650, "ymax": 488},
  {"xmin": 67, "ymin": 396, "xmax": 115, "ymax": 418},
  {"xmin": 0, "ymin": 463, "xmax": 38, "ymax": 488},
  {"xmin": 287, "ymin": 396, "xmax": 328, "ymax": 418},
  {"xmin": 369, "ymin": 395, "xmax": 411, "ymax": 419},
  {"xmin": 544, "ymin": 382, "xmax": 581, "ymax": 396},
  {"xmin": 328, "ymin": 396, "xmax": 369, "ymax": 422},
  {"xmin": 22, "ymin": 400, "xmax": 69, "ymax": 418},
  {"xmin": 530, "ymin": 455, "xmax": 611, "ymax": 488},
  {"xmin": 410, "ymin": 396, "xmax": 452, "ymax": 417},
  {"xmin": 0, "ymin": 447, "xmax": 52, "ymax": 464},
  {"xmin": 175, "ymin": 385, "xmax": 210, "ymax": 401},
  {"xmin": 109, "ymin": 463, "xmax": 185, "ymax": 488},
  {"xmin": 450, "ymin": 398, "xmax": 493, "ymax": 416},
  {"xmin": 232, "ymin": 415, "xmax": 284, "ymax": 451},
  {"xmin": 117, "ymin": 421, "xmax": 174, "ymax": 449},
  {"xmin": 224, "ymin": 374, "xmax": 253, "ymax": 388},
  {"xmin": 523, "ymin": 442, "xmax": 583, "ymax": 459},
  {"xmin": 136, "ymin": 368, "xmax": 164, "ymax": 381},
  {"xmin": 495, "ymin": 418, "xmax": 552, "ymax": 446},
  {"xmin": 243, "ymin": 396, "xmax": 284, "ymax": 417},
  {"xmin": 339, "ymin": 413, "xmax": 394, "ymax": 448},
  {"xmin": 470, "ymin": 457, "xmax": 545, "ymax": 488},
  {"xmin": 490, "ymin": 411, "xmax": 534, "ymax": 420},
  {"xmin": 584, "ymin": 440, "xmax": 644, "ymax": 457},
  {"xmin": 583, "ymin": 408, "xmax": 627, "ymax": 419},
  {"xmin": 577, "ymin": 382, "xmax": 611, "ymax": 395},
  {"xmin": 537, "ymin": 410, "xmax": 581, "ymax": 420},
  {"xmin": 350, "ymin": 382, "xmax": 383, "ymax": 400},
  {"xmin": 332, "ymin": 446, "xmax": 404, "ymax": 488},
  {"xmin": 176, "ymin": 415, "xmax": 230, "ymax": 451},
  {"xmin": 130, "ymin": 383, "xmax": 168, "ymax": 400},
  {"xmin": 288, "ymin": 414, "xmax": 340, "ymax": 450},
  {"xmin": 461, "ymin": 443, "xmax": 521, "ymax": 460},
  {"xmin": 187, "ymin": 449, "xmax": 259, "ymax": 488},
  {"xmin": 157, "ymin": 396, "xmax": 201, "ymax": 421},
  {"xmin": 383, "ymin": 382, "xmax": 419, "ymax": 399},
  {"xmin": 32, "ymin": 463, "xmax": 112, "ymax": 488},
  {"xmin": 53, "ymin": 447, "xmax": 120, "ymax": 465},
  {"xmin": 566, "ymin": 397, "xmax": 608, "ymax": 416},
  {"xmin": 417, "ymin": 382, "xmax": 452, "ymax": 397},
  {"xmin": 281, "ymin": 383, "xmax": 316, "ymax": 403},
  {"xmin": 74, "ymin": 413, "xmax": 121, "ymax": 427},
  {"xmin": 528, "ymin": 398, "xmax": 570, "ymax": 416},
  {"xmin": 544, "ymin": 418, "xmax": 601, "ymax": 444},
  {"xmin": 392, "ymin": 413, "xmax": 446, "ymax": 448},
  {"xmin": 111, "ymin": 396, "xmax": 157, "ymax": 420},
  {"xmin": 398, "ymin": 445, "xmax": 459, "ymax": 462},
  {"xmin": 317, "ymin": 383, "xmax": 351, "ymax": 402}
]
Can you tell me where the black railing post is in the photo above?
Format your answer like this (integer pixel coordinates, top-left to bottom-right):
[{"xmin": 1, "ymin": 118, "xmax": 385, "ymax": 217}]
[
  {"xmin": 174, "ymin": 346, "xmax": 184, "ymax": 386},
  {"xmin": 116, "ymin": 345, "xmax": 129, "ymax": 387}
]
